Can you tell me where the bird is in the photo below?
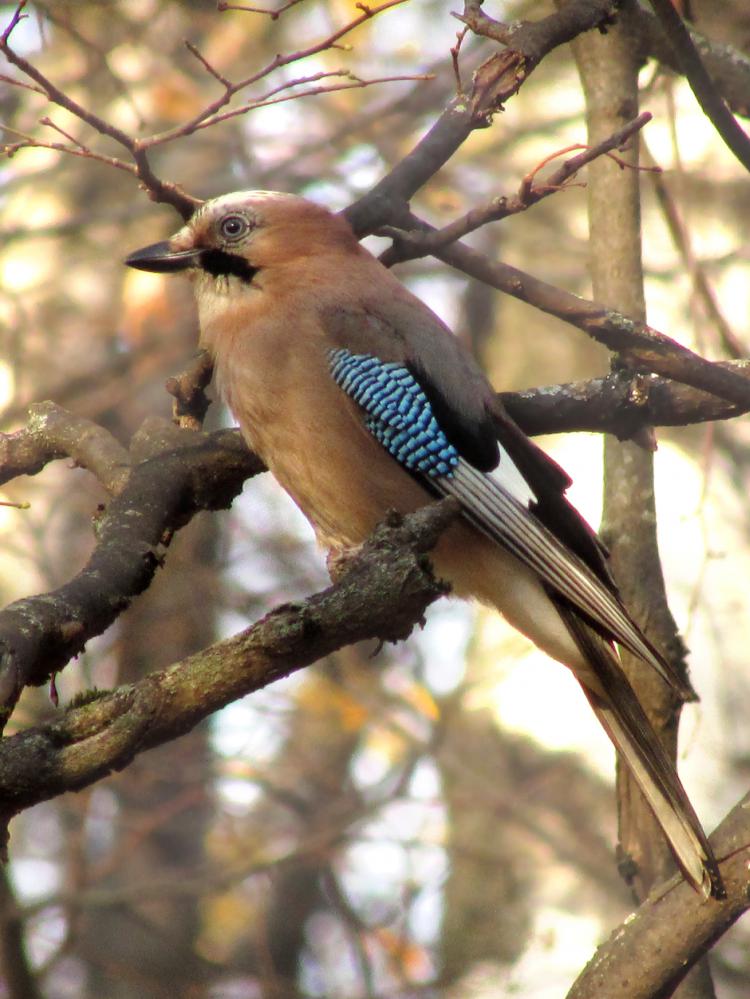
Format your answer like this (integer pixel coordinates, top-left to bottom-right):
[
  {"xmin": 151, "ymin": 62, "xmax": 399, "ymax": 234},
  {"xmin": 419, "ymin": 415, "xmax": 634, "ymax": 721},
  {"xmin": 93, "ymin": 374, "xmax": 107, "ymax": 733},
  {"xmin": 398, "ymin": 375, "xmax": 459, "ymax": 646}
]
[{"xmin": 126, "ymin": 189, "xmax": 724, "ymax": 899}]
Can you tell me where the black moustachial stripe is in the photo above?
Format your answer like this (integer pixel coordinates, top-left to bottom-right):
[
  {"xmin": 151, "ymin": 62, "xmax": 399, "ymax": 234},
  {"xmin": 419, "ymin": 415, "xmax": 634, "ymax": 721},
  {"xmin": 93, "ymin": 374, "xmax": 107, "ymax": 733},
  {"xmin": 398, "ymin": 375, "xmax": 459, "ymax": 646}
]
[{"xmin": 200, "ymin": 248, "xmax": 258, "ymax": 283}]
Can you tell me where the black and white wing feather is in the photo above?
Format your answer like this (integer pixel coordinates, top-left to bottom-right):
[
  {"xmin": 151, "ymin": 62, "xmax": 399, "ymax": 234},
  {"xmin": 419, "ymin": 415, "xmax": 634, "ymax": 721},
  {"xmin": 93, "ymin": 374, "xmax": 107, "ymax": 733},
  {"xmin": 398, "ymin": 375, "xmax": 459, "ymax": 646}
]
[
  {"xmin": 327, "ymin": 339, "xmax": 677, "ymax": 690},
  {"xmin": 324, "ymin": 312, "xmax": 724, "ymax": 897}
]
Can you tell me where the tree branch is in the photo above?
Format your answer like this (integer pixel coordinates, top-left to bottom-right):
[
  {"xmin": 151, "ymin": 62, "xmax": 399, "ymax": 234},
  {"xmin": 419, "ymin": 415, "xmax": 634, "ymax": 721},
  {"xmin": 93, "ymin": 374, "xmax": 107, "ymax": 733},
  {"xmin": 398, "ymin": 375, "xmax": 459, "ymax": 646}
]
[
  {"xmin": 344, "ymin": 0, "xmax": 623, "ymax": 235},
  {"xmin": 377, "ymin": 112, "xmax": 654, "ymax": 263},
  {"xmin": 0, "ymin": 402, "xmax": 131, "ymax": 492},
  {"xmin": 1, "ymin": 1, "xmax": 419, "ymax": 218},
  {"xmin": 0, "ymin": 417, "xmax": 263, "ymax": 726},
  {"xmin": 500, "ymin": 362, "xmax": 750, "ymax": 437},
  {"xmin": 386, "ymin": 212, "xmax": 750, "ymax": 407},
  {"xmin": 637, "ymin": 6, "xmax": 750, "ymax": 119},
  {"xmin": 567, "ymin": 792, "xmax": 750, "ymax": 999},
  {"xmin": 0, "ymin": 500, "xmax": 457, "ymax": 820},
  {"xmin": 648, "ymin": 0, "xmax": 750, "ymax": 173}
]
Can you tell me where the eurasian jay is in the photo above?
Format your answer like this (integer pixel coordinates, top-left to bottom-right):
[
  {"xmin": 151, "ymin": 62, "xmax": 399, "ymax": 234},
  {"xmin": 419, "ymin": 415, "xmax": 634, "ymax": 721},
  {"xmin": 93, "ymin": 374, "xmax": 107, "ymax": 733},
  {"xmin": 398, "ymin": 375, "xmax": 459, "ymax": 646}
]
[{"xmin": 126, "ymin": 190, "xmax": 723, "ymax": 899}]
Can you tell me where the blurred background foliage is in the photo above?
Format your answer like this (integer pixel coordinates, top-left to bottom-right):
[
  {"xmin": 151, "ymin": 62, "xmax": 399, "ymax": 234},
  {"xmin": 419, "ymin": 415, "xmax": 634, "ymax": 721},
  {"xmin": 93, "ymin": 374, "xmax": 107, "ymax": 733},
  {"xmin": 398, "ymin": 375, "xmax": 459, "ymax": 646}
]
[{"xmin": 1, "ymin": 1, "xmax": 749, "ymax": 996}]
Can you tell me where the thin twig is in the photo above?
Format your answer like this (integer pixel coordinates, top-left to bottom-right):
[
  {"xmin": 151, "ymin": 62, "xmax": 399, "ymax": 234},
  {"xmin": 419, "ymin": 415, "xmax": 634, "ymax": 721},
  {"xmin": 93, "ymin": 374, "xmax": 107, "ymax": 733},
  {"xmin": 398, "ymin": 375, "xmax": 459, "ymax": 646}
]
[
  {"xmin": 0, "ymin": 13, "xmax": 199, "ymax": 214},
  {"xmin": 146, "ymin": 0, "xmax": 412, "ymax": 147},
  {"xmin": 643, "ymin": 142, "xmax": 745, "ymax": 359},
  {"xmin": 0, "ymin": 1, "xmax": 27, "ymax": 44},
  {"xmin": 0, "ymin": 25, "xmax": 136, "ymax": 151},
  {"xmin": 217, "ymin": 0, "xmax": 304, "ymax": 17},
  {"xmin": 450, "ymin": 26, "xmax": 468, "ymax": 99},
  {"xmin": 184, "ymin": 40, "xmax": 231, "ymax": 87},
  {"xmin": 188, "ymin": 74, "xmax": 433, "ymax": 134},
  {"xmin": 0, "ymin": 71, "xmax": 45, "ymax": 95},
  {"xmin": 379, "ymin": 112, "xmax": 653, "ymax": 262},
  {"xmin": 1, "ymin": 0, "xmax": 411, "ymax": 214},
  {"xmin": 518, "ymin": 142, "xmax": 588, "ymax": 200},
  {"xmin": 1, "ymin": 123, "xmax": 137, "ymax": 174},
  {"xmin": 39, "ymin": 115, "xmax": 87, "ymax": 150}
]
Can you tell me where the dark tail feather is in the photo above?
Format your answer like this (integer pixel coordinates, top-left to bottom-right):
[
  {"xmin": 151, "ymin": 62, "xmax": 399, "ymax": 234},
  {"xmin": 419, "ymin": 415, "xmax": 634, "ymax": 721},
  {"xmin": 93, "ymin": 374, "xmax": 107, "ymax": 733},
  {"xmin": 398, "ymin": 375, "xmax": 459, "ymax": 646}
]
[{"xmin": 557, "ymin": 604, "xmax": 725, "ymax": 899}]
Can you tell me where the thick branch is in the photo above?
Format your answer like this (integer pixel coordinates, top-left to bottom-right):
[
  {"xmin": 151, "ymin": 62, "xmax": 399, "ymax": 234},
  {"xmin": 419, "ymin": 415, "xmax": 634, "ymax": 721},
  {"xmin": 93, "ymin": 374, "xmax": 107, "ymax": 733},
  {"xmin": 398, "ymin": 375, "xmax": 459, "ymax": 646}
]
[
  {"xmin": 500, "ymin": 362, "xmax": 750, "ymax": 437},
  {"xmin": 3, "ymin": 354, "xmax": 747, "ymax": 726},
  {"xmin": 0, "ymin": 402, "xmax": 131, "ymax": 493},
  {"xmin": 0, "ymin": 419, "xmax": 263, "ymax": 725},
  {"xmin": 0, "ymin": 500, "xmax": 457, "ymax": 819},
  {"xmin": 567, "ymin": 792, "xmax": 750, "ymax": 999},
  {"xmin": 344, "ymin": 0, "xmax": 623, "ymax": 235}
]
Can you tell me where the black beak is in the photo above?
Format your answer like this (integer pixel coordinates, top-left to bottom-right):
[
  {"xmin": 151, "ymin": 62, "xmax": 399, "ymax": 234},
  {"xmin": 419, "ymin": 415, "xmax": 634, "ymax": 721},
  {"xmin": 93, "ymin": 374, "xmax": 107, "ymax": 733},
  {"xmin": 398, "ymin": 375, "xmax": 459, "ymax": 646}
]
[{"xmin": 125, "ymin": 240, "xmax": 205, "ymax": 273}]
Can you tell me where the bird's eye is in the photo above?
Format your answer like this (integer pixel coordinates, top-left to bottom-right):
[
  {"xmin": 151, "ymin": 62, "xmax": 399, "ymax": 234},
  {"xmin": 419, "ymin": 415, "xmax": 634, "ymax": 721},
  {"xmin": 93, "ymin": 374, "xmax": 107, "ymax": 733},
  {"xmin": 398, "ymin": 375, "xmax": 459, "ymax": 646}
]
[{"xmin": 219, "ymin": 214, "xmax": 249, "ymax": 241}]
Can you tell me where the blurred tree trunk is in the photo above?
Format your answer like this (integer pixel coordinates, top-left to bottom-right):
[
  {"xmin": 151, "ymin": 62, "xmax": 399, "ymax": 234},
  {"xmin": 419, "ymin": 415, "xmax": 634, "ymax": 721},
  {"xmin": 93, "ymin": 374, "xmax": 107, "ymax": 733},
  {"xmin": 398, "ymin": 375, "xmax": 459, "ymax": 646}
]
[
  {"xmin": 79, "ymin": 515, "xmax": 219, "ymax": 999},
  {"xmin": 224, "ymin": 644, "xmax": 387, "ymax": 995},
  {"xmin": 572, "ymin": 2, "xmax": 717, "ymax": 995}
]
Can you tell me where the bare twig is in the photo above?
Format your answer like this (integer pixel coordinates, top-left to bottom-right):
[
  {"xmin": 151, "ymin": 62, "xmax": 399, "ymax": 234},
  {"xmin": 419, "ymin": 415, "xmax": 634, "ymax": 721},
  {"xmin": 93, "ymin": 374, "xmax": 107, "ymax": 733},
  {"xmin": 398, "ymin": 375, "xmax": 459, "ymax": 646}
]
[
  {"xmin": 378, "ymin": 112, "xmax": 653, "ymax": 262},
  {"xmin": 184, "ymin": 39, "xmax": 231, "ymax": 87},
  {"xmin": 0, "ymin": 402, "xmax": 131, "ymax": 493},
  {"xmin": 217, "ymin": 0, "xmax": 304, "ymax": 17},
  {"xmin": 643, "ymin": 142, "xmax": 745, "ymax": 359},
  {"xmin": 165, "ymin": 353, "xmax": 215, "ymax": 431},
  {"xmin": 183, "ymin": 72, "xmax": 432, "ymax": 135},
  {"xmin": 450, "ymin": 26, "xmax": 469, "ymax": 99},
  {"xmin": 517, "ymin": 142, "xmax": 588, "ymax": 200},
  {"xmin": 0, "ymin": 14, "xmax": 199, "ymax": 218},
  {"xmin": 0, "ymin": 1, "xmax": 27, "ymax": 44},
  {"xmin": 387, "ymin": 211, "xmax": 750, "ymax": 407},
  {"xmin": 39, "ymin": 115, "xmax": 87, "ymax": 149},
  {"xmin": 649, "ymin": 0, "xmax": 750, "ymax": 173},
  {"xmin": 0, "ymin": 498, "xmax": 457, "ymax": 799},
  {"xmin": 0, "ymin": 419, "xmax": 263, "ymax": 725},
  {"xmin": 146, "ymin": 0, "xmax": 413, "ymax": 147},
  {"xmin": 1, "ymin": 18, "xmax": 134, "ymax": 149},
  {"xmin": 0, "ymin": 71, "xmax": 44, "ymax": 95},
  {"xmin": 0, "ymin": 0, "xmax": 415, "ymax": 217},
  {"xmin": 1, "ymin": 123, "xmax": 138, "ymax": 175}
]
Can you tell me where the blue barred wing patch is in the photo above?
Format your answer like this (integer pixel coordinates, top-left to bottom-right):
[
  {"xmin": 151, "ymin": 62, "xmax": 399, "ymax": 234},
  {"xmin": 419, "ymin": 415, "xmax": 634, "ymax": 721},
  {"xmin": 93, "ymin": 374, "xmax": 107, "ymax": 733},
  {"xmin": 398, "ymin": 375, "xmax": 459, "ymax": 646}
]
[{"xmin": 328, "ymin": 348, "xmax": 458, "ymax": 478}]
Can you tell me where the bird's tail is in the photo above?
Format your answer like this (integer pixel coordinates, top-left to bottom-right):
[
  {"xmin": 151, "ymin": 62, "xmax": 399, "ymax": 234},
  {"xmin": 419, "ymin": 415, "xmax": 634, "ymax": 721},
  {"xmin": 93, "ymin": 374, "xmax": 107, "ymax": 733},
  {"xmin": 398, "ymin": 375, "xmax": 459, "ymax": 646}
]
[{"xmin": 558, "ymin": 605, "xmax": 725, "ymax": 899}]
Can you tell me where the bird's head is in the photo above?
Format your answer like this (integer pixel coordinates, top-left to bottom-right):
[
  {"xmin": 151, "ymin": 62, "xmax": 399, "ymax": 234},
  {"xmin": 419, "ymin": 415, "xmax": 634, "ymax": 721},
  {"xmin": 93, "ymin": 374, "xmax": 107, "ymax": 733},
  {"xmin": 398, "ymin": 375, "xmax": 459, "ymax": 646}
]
[{"xmin": 125, "ymin": 190, "xmax": 359, "ymax": 288}]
